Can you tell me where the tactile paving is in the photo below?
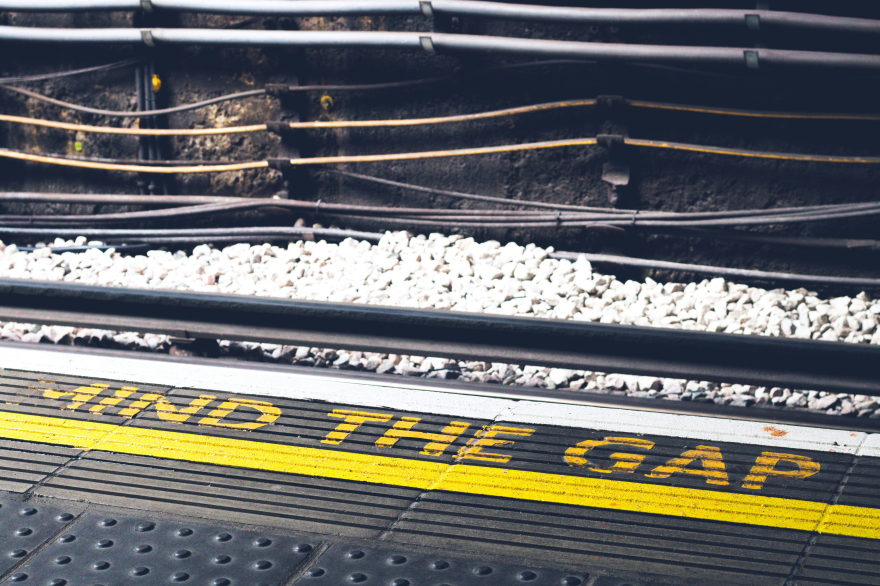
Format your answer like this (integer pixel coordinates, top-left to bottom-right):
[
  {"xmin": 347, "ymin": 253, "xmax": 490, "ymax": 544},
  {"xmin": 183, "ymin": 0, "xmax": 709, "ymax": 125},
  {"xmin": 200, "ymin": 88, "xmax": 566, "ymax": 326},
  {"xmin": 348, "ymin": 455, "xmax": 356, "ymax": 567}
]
[
  {"xmin": 296, "ymin": 543, "xmax": 589, "ymax": 586},
  {"xmin": 0, "ymin": 497, "xmax": 77, "ymax": 577},
  {"xmin": 592, "ymin": 578, "xmax": 666, "ymax": 586},
  {"xmin": 1, "ymin": 512, "xmax": 319, "ymax": 586}
]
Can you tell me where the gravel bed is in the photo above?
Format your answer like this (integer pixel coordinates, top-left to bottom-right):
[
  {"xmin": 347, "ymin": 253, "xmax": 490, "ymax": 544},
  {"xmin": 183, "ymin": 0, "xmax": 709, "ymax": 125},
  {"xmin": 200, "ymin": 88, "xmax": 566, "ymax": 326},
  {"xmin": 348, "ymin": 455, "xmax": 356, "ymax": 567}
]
[{"xmin": 1, "ymin": 233, "xmax": 878, "ymax": 418}]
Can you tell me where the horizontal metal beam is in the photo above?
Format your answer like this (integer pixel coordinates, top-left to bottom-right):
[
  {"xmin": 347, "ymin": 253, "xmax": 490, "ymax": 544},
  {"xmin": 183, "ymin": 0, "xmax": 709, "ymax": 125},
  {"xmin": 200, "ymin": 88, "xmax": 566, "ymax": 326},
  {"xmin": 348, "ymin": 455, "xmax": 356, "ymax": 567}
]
[{"xmin": 0, "ymin": 278, "xmax": 877, "ymax": 396}]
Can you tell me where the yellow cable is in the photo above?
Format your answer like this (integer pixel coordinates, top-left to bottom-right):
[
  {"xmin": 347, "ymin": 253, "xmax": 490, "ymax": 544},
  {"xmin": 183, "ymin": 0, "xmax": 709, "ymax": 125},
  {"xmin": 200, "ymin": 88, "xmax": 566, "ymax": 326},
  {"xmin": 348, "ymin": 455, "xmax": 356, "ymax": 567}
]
[
  {"xmin": 0, "ymin": 149, "xmax": 269, "ymax": 174},
  {"xmin": 5, "ymin": 97, "xmax": 876, "ymax": 138},
  {"xmin": 628, "ymin": 101, "xmax": 880, "ymax": 121},
  {"xmin": 2, "ymin": 135, "xmax": 876, "ymax": 174},
  {"xmin": 284, "ymin": 138, "xmax": 599, "ymax": 165},
  {"xmin": 628, "ymin": 138, "xmax": 880, "ymax": 164},
  {"xmin": 287, "ymin": 99, "xmax": 598, "ymax": 129},
  {"xmin": 0, "ymin": 114, "xmax": 267, "ymax": 136}
]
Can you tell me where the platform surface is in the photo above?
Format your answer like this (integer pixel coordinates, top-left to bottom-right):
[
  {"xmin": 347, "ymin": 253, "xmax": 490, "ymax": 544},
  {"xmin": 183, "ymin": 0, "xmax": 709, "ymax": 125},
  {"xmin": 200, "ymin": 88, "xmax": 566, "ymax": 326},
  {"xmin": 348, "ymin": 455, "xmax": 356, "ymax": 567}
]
[{"xmin": 0, "ymin": 344, "xmax": 877, "ymax": 586}]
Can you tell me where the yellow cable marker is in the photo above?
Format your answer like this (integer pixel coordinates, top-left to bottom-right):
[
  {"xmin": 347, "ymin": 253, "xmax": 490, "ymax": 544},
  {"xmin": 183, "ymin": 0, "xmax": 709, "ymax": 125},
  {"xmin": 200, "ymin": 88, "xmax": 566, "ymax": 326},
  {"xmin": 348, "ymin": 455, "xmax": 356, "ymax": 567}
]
[{"xmin": 0, "ymin": 410, "xmax": 877, "ymax": 540}]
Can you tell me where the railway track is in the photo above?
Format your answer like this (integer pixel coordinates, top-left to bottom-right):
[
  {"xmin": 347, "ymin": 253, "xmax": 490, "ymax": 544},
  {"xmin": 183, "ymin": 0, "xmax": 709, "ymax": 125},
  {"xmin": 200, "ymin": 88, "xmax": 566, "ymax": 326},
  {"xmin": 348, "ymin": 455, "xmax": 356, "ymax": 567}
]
[
  {"xmin": 2, "ymin": 3, "xmax": 880, "ymax": 585},
  {"xmin": 0, "ymin": 278, "xmax": 878, "ymax": 397}
]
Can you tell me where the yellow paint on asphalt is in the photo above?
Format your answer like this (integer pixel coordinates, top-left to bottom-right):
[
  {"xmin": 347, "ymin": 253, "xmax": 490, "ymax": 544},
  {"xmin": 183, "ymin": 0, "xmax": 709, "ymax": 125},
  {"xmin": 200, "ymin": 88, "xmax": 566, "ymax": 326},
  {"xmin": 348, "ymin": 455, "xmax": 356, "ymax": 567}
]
[{"xmin": 1, "ymin": 410, "xmax": 877, "ymax": 540}]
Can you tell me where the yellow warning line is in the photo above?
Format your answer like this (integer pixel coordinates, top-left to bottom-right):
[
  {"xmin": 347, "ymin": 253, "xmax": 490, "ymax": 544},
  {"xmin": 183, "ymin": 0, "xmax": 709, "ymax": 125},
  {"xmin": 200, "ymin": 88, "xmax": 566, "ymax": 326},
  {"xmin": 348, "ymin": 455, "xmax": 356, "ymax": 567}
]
[{"xmin": 1, "ymin": 411, "xmax": 876, "ymax": 540}]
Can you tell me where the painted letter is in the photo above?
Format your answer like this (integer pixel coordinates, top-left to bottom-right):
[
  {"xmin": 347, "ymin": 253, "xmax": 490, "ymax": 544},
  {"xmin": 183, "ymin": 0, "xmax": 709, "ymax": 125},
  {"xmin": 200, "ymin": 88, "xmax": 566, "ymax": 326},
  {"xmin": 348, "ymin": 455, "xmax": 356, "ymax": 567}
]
[
  {"xmin": 322, "ymin": 410, "xmax": 393, "ymax": 445},
  {"xmin": 742, "ymin": 452, "xmax": 820, "ymax": 490},
  {"xmin": 565, "ymin": 437, "xmax": 655, "ymax": 473},
  {"xmin": 375, "ymin": 417, "xmax": 470, "ymax": 455},
  {"xmin": 646, "ymin": 445, "xmax": 730, "ymax": 486},
  {"xmin": 457, "ymin": 424, "xmax": 534, "ymax": 463}
]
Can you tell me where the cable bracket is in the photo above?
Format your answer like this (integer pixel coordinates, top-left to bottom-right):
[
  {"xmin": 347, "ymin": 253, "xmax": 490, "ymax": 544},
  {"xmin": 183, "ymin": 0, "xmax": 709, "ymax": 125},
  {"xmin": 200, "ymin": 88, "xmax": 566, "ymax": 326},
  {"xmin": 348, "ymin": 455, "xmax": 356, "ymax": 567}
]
[
  {"xmin": 140, "ymin": 29, "xmax": 155, "ymax": 47},
  {"xmin": 267, "ymin": 158, "xmax": 292, "ymax": 171},
  {"xmin": 596, "ymin": 95, "xmax": 625, "ymax": 113},
  {"xmin": 264, "ymin": 84, "xmax": 291, "ymax": 98},
  {"xmin": 420, "ymin": 36, "xmax": 436, "ymax": 54},
  {"xmin": 744, "ymin": 50, "xmax": 760, "ymax": 69},
  {"xmin": 265, "ymin": 121, "xmax": 290, "ymax": 136},
  {"xmin": 419, "ymin": 1, "xmax": 433, "ymax": 17},
  {"xmin": 745, "ymin": 13, "xmax": 760, "ymax": 32},
  {"xmin": 596, "ymin": 134, "xmax": 626, "ymax": 151},
  {"xmin": 140, "ymin": 0, "xmax": 153, "ymax": 12}
]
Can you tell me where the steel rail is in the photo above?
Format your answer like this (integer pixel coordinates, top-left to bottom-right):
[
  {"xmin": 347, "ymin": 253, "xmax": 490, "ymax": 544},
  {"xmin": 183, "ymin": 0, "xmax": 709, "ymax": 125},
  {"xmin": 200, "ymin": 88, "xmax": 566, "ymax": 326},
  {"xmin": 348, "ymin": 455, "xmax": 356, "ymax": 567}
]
[
  {"xmin": 3, "ymin": 1, "xmax": 880, "ymax": 36},
  {"xmin": 2, "ymin": 27, "xmax": 880, "ymax": 70},
  {"xmin": 0, "ymin": 278, "xmax": 877, "ymax": 396}
]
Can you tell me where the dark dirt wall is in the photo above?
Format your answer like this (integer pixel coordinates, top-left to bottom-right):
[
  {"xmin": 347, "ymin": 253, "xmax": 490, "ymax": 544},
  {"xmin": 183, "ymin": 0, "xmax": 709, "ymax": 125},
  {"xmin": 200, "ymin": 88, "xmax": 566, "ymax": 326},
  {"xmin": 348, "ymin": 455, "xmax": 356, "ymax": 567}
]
[{"xmin": 1, "ymin": 2, "xmax": 879, "ymax": 281}]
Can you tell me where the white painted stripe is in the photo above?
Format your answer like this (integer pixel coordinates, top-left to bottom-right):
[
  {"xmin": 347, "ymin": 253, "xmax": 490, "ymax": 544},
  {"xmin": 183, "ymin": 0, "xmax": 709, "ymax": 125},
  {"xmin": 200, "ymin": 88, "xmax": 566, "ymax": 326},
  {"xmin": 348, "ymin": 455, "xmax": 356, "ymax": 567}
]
[
  {"xmin": 857, "ymin": 432, "xmax": 880, "ymax": 458},
  {"xmin": 1, "ymin": 344, "xmax": 873, "ymax": 453},
  {"xmin": 505, "ymin": 402, "xmax": 867, "ymax": 454},
  {"xmin": 1, "ymin": 345, "xmax": 510, "ymax": 421}
]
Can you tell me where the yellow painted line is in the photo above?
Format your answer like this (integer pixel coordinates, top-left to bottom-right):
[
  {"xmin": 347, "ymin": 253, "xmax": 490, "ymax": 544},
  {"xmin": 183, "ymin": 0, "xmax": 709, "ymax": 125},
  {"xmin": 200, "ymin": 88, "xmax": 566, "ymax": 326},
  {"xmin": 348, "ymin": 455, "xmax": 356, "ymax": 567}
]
[
  {"xmin": 821, "ymin": 505, "xmax": 880, "ymax": 540},
  {"xmin": 1, "ymin": 410, "xmax": 877, "ymax": 540}
]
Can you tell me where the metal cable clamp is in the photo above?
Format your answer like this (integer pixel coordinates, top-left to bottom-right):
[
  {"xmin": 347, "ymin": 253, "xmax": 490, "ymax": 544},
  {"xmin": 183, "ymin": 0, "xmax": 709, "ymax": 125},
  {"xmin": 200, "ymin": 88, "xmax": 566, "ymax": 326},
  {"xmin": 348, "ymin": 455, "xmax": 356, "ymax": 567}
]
[{"xmin": 141, "ymin": 29, "xmax": 155, "ymax": 47}]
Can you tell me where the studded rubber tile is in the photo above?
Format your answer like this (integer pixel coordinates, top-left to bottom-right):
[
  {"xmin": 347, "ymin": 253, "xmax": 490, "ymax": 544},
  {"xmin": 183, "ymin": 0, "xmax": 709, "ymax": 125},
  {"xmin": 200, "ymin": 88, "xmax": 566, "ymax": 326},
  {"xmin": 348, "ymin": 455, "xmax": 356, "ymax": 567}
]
[
  {"xmin": 0, "ymin": 497, "xmax": 78, "ymax": 577},
  {"xmin": 1, "ymin": 513, "xmax": 319, "ymax": 586},
  {"xmin": 592, "ymin": 578, "xmax": 665, "ymax": 586},
  {"xmin": 296, "ymin": 543, "xmax": 589, "ymax": 586}
]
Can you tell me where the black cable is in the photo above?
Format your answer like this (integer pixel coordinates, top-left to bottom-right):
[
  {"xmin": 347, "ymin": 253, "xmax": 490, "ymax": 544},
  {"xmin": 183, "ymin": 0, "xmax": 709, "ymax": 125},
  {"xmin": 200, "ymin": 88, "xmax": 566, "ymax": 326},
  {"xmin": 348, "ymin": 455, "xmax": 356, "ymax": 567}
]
[
  {"xmin": 327, "ymin": 169, "xmax": 627, "ymax": 213},
  {"xmin": 549, "ymin": 251, "xmax": 880, "ymax": 289},
  {"xmin": 0, "ymin": 59, "xmax": 595, "ymax": 118},
  {"xmin": 647, "ymin": 227, "xmax": 880, "ymax": 252},
  {"xmin": 0, "ymin": 226, "xmax": 384, "ymax": 242},
  {"xmin": 0, "ymin": 84, "xmax": 267, "ymax": 118},
  {"xmin": 0, "ymin": 57, "xmax": 140, "ymax": 85},
  {"xmin": 18, "ymin": 243, "xmax": 153, "ymax": 254}
]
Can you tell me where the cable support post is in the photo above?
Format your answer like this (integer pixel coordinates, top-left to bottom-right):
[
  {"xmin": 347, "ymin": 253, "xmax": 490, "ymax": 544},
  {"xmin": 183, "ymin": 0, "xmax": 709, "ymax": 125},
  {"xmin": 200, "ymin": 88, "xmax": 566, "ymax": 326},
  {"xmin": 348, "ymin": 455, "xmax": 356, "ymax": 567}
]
[{"xmin": 274, "ymin": 75, "xmax": 305, "ymax": 198}]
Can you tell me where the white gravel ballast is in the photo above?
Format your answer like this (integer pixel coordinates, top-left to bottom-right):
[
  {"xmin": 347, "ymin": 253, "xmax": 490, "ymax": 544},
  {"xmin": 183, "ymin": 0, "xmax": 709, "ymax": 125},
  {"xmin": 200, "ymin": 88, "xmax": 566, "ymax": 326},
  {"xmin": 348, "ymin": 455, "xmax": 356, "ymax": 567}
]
[{"xmin": 1, "ymin": 232, "xmax": 878, "ymax": 417}]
